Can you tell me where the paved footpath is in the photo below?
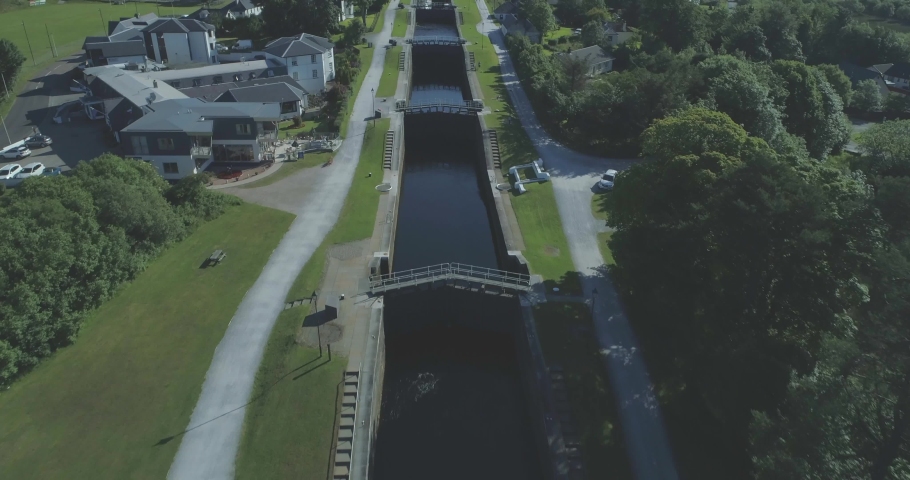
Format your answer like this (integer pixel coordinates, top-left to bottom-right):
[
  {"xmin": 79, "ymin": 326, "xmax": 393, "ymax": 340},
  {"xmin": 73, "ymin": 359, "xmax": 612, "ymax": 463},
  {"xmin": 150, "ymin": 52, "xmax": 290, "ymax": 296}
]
[
  {"xmin": 167, "ymin": 4, "xmax": 400, "ymax": 479},
  {"xmin": 474, "ymin": 2, "xmax": 679, "ymax": 479}
]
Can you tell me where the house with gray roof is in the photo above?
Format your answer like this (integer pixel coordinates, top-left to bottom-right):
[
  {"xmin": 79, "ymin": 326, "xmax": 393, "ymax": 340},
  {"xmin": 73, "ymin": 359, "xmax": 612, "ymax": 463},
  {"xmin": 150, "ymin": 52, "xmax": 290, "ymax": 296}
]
[
  {"xmin": 838, "ymin": 62, "xmax": 890, "ymax": 97},
  {"xmin": 500, "ymin": 16, "xmax": 541, "ymax": 44},
  {"xmin": 262, "ymin": 33, "xmax": 335, "ymax": 93},
  {"xmin": 193, "ymin": 0, "xmax": 262, "ymax": 21},
  {"xmin": 119, "ymin": 98, "xmax": 281, "ymax": 179},
  {"xmin": 82, "ymin": 38, "xmax": 147, "ymax": 68},
  {"xmin": 871, "ymin": 62, "xmax": 910, "ymax": 93},
  {"xmin": 142, "ymin": 60, "xmax": 287, "ymax": 89},
  {"xmin": 215, "ymin": 82, "xmax": 307, "ymax": 119},
  {"xmin": 140, "ymin": 18, "xmax": 218, "ymax": 66},
  {"xmin": 561, "ymin": 46, "xmax": 614, "ymax": 76},
  {"xmin": 603, "ymin": 21, "xmax": 633, "ymax": 46}
]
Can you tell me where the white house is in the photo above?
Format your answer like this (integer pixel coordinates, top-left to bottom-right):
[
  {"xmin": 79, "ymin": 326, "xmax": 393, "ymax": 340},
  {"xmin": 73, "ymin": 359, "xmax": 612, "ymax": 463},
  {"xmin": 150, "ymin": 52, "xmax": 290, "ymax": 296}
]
[
  {"xmin": 562, "ymin": 46, "xmax": 614, "ymax": 76},
  {"xmin": 219, "ymin": 0, "xmax": 263, "ymax": 19},
  {"xmin": 339, "ymin": 0, "xmax": 354, "ymax": 20},
  {"xmin": 262, "ymin": 34, "xmax": 335, "ymax": 93},
  {"xmin": 603, "ymin": 21, "xmax": 633, "ymax": 46},
  {"xmin": 142, "ymin": 18, "xmax": 218, "ymax": 66}
]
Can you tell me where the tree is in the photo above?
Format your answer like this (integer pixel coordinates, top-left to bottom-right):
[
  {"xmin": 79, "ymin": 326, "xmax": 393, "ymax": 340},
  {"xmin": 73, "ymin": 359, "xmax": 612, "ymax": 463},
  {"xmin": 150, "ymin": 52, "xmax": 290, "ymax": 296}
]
[
  {"xmin": 0, "ymin": 38, "xmax": 26, "ymax": 87},
  {"xmin": 640, "ymin": 0, "xmax": 708, "ymax": 51},
  {"xmin": 580, "ymin": 20, "xmax": 605, "ymax": 47},
  {"xmin": 853, "ymin": 78, "xmax": 884, "ymax": 113},
  {"xmin": 343, "ymin": 18, "xmax": 366, "ymax": 46},
  {"xmin": 813, "ymin": 64, "xmax": 853, "ymax": 107},
  {"xmin": 354, "ymin": 0, "xmax": 371, "ymax": 26},
  {"xmin": 885, "ymin": 92, "xmax": 910, "ymax": 114},
  {"xmin": 523, "ymin": 0, "xmax": 558, "ymax": 36}
]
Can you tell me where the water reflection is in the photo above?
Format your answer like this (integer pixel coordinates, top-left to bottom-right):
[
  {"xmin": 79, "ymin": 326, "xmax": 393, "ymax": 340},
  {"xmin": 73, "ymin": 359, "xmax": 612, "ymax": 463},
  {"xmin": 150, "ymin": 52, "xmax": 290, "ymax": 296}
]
[{"xmin": 409, "ymin": 84, "xmax": 466, "ymax": 106}]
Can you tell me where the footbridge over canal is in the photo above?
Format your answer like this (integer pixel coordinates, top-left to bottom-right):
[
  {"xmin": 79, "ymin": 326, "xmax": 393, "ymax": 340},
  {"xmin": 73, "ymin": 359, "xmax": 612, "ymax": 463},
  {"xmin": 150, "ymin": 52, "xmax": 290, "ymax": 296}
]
[{"xmin": 369, "ymin": 263, "xmax": 532, "ymax": 294}]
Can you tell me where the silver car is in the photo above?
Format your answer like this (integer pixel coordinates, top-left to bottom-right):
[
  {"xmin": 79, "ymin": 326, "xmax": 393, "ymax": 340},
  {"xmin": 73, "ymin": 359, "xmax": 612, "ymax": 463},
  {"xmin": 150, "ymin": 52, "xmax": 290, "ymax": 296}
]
[
  {"xmin": 16, "ymin": 162, "xmax": 45, "ymax": 178},
  {"xmin": 598, "ymin": 169, "xmax": 617, "ymax": 191},
  {"xmin": 0, "ymin": 163, "xmax": 22, "ymax": 179},
  {"xmin": 1, "ymin": 146, "xmax": 31, "ymax": 160}
]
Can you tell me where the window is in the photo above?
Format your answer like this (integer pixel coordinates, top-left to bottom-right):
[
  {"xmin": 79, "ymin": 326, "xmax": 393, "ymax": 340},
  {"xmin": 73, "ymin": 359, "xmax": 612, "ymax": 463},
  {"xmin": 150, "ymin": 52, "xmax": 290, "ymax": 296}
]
[
  {"xmin": 235, "ymin": 123, "xmax": 252, "ymax": 135},
  {"xmin": 327, "ymin": 49, "xmax": 332, "ymax": 58},
  {"xmin": 209, "ymin": 43, "xmax": 214, "ymax": 50},
  {"xmin": 329, "ymin": 62, "xmax": 333, "ymax": 73},
  {"xmin": 291, "ymin": 59, "xmax": 298, "ymax": 66},
  {"xmin": 169, "ymin": 81, "xmax": 180, "ymax": 88},
  {"xmin": 292, "ymin": 72, "xmax": 298, "ymax": 80},
  {"xmin": 311, "ymin": 54, "xmax": 316, "ymax": 64},
  {"xmin": 267, "ymin": 69, "xmax": 274, "ymax": 77},
  {"xmin": 233, "ymin": 74, "xmax": 242, "ymax": 81},
  {"xmin": 163, "ymin": 163, "xmax": 179, "ymax": 174},
  {"xmin": 157, "ymin": 137, "xmax": 175, "ymax": 150},
  {"xmin": 193, "ymin": 78, "xmax": 202, "ymax": 87},
  {"xmin": 213, "ymin": 75, "xmax": 223, "ymax": 84},
  {"xmin": 312, "ymin": 69, "xmax": 318, "ymax": 79},
  {"xmin": 131, "ymin": 135, "xmax": 149, "ymax": 155}
]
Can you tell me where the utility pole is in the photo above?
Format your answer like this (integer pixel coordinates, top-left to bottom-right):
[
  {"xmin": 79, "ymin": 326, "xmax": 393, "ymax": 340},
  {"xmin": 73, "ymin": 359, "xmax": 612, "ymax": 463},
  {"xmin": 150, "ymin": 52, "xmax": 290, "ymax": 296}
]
[
  {"xmin": 371, "ymin": 87, "xmax": 375, "ymax": 126},
  {"xmin": 45, "ymin": 24, "xmax": 55, "ymax": 58},
  {"xmin": 1, "ymin": 73, "xmax": 9, "ymax": 100},
  {"xmin": 50, "ymin": 34, "xmax": 58, "ymax": 58},
  {"xmin": 99, "ymin": 9, "xmax": 106, "ymax": 34},
  {"xmin": 21, "ymin": 22, "xmax": 36, "ymax": 66},
  {"xmin": 0, "ymin": 116, "xmax": 11, "ymax": 146}
]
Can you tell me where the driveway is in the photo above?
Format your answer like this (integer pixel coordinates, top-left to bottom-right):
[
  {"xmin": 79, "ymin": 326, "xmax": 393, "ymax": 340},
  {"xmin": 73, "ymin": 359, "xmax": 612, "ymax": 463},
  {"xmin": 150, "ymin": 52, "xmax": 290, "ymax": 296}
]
[
  {"xmin": 166, "ymin": 3, "xmax": 402, "ymax": 479},
  {"xmin": 475, "ymin": 2, "xmax": 679, "ymax": 479}
]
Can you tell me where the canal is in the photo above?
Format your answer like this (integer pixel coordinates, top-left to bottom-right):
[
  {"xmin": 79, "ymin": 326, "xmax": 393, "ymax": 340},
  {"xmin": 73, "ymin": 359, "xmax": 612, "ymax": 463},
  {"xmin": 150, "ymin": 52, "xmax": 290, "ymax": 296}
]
[{"xmin": 371, "ymin": 7, "xmax": 544, "ymax": 480}]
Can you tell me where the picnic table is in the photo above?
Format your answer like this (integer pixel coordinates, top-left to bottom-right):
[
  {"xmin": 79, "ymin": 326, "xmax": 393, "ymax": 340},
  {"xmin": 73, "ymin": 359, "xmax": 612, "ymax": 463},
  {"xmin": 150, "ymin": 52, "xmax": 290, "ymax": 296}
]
[{"xmin": 208, "ymin": 249, "xmax": 226, "ymax": 266}]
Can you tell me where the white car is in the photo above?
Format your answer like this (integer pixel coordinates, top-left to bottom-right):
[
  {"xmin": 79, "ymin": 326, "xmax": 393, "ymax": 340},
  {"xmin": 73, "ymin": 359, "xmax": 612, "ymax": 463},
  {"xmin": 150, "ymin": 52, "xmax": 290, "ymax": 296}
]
[
  {"xmin": 1, "ymin": 146, "xmax": 31, "ymax": 159},
  {"xmin": 0, "ymin": 163, "xmax": 22, "ymax": 179},
  {"xmin": 598, "ymin": 169, "xmax": 617, "ymax": 191},
  {"xmin": 16, "ymin": 162, "xmax": 45, "ymax": 178}
]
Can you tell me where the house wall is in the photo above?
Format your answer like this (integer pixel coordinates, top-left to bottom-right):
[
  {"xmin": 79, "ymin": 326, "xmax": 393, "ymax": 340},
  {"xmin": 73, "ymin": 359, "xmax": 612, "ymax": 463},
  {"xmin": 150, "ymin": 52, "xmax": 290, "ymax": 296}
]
[
  {"xmin": 271, "ymin": 49, "xmax": 333, "ymax": 93},
  {"xmin": 885, "ymin": 74, "xmax": 910, "ymax": 90},
  {"xmin": 604, "ymin": 31, "xmax": 633, "ymax": 46},
  {"xmin": 212, "ymin": 117, "xmax": 259, "ymax": 139},
  {"xmin": 120, "ymin": 130, "xmax": 193, "ymax": 156},
  {"xmin": 188, "ymin": 31, "xmax": 216, "ymax": 64}
]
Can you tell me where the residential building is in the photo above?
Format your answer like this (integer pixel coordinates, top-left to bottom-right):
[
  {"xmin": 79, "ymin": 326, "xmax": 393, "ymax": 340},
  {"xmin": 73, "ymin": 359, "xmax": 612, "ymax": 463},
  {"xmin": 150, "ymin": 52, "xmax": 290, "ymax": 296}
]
[
  {"xmin": 142, "ymin": 18, "xmax": 218, "ymax": 66},
  {"xmin": 83, "ymin": 67, "xmax": 188, "ymax": 139},
  {"xmin": 262, "ymin": 34, "xmax": 335, "ymax": 93},
  {"xmin": 339, "ymin": 0, "xmax": 354, "ymax": 20},
  {"xmin": 215, "ymin": 82, "xmax": 307, "ymax": 120},
  {"xmin": 500, "ymin": 16, "xmax": 541, "ymax": 44},
  {"xmin": 562, "ymin": 46, "xmax": 614, "ymax": 75},
  {"xmin": 142, "ymin": 60, "xmax": 287, "ymax": 89},
  {"xmin": 119, "ymin": 98, "xmax": 280, "ymax": 179},
  {"xmin": 870, "ymin": 62, "xmax": 910, "ymax": 92},
  {"xmin": 839, "ymin": 62, "xmax": 890, "ymax": 97},
  {"xmin": 192, "ymin": 0, "xmax": 263, "ymax": 21},
  {"xmin": 603, "ymin": 21, "xmax": 633, "ymax": 46},
  {"xmin": 82, "ymin": 38, "xmax": 147, "ymax": 68}
]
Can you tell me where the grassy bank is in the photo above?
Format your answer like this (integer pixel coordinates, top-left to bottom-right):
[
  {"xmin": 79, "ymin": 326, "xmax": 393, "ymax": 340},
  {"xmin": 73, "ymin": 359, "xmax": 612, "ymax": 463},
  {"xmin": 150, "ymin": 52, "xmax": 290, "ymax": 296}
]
[
  {"xmin": 376, "ymin": 46, "xmax": 401, "ymax": 97},
  {"xmin": 341, "ymin": 45, "xmax": 377, "ymax": 138},
  {"xmin": 454, "ymin": 0, "xmax": 579, "ymax": 293},
  {"xmin": 534, "ymin": 302, "xmax": 633, "ymax": 479},
  {"xmin": 235, "ymin": 119, "xmax": 391, "ymax": 476},
  {"xmin": 0, "ymin": 203, "xmax": 294, "ymax": 480},
  {"xmin": 0, "ymin": 2, "xmax": 197, "ymax": 117},
  {"xmin": 392, "ymin": 7, "xmax": 409, "ymax": 37}
]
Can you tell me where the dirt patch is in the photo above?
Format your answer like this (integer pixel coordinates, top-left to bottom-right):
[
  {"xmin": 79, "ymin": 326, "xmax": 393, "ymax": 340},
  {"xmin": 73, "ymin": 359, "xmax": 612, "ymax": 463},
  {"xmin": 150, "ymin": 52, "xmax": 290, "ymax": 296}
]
[
  {"xmin": 296, "ymin": 323, "xmax": 344, "ymax": 348},
  {"xmin": 543, "ymin": 245, "xmax": 561, "ymax": 257}
]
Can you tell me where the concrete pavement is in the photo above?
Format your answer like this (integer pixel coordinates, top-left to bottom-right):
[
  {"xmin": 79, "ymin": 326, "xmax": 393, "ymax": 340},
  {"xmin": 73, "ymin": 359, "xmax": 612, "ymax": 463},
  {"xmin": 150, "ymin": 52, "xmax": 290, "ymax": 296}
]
[
  {"xmin": 474, "ymin": 2, "xmax": 679, "ymax": 479},
  {"xmin": 166, "ymin": 3, "xmax": 401, "ymax": 479}
]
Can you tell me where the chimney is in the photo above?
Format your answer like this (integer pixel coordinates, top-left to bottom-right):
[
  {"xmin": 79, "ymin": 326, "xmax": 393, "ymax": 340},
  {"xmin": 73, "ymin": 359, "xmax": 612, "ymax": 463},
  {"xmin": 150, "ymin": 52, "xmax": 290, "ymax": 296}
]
[{"xmin": 153, "ymin": 80, "xmax": 158, "ymax": 88}]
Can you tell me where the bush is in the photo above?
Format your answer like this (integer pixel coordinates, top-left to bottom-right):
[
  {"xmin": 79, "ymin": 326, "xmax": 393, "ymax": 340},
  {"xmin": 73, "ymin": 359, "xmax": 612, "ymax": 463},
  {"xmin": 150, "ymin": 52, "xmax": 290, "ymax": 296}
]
[
  {"xmin": 292, "ymin": 116, "xmax": 303, "ymax": 127},
  {"xmin": 548, "ymin": 39, "xmax": 558, "ymax": 46}
]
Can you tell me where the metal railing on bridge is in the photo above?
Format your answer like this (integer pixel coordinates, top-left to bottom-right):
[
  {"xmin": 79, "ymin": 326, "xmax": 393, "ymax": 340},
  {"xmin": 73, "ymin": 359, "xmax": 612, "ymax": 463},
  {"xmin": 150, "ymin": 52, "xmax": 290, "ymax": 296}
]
[
  {"xmin": 395, "ymin": 99, "xmax": 484, "ymax": 114},
  {"xmin": 369, "ymin": 263, "xmax": 532, "ymax": 294},
  {"xmin": 408, "ymin": 36, "xmax": 466, "ymax": 46}
]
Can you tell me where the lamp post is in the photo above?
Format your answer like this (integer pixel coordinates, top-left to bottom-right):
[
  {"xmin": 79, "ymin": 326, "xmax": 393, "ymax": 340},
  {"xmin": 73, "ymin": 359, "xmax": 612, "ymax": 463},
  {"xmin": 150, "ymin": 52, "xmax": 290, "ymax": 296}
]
[
  {"xmin": 21, "ymin": 22, "xmax": 36, "ymax": 66},
  {"xmin": 371, "ymin": 87, "xmax": 375, "ymax": 126},
  {"xmin": 99, "ymin": 9, "xmax": 106, "ymax": 35},
  {"xmin": 591, "ymin": 287, "xmax": 598, "ymax": 317}
]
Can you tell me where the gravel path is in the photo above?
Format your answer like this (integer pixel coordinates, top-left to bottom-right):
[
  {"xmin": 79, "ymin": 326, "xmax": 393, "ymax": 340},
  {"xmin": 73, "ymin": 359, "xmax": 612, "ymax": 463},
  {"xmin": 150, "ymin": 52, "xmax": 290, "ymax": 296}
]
[
  {"xmin": 475, "ymin": 3, "xmax": 679, "ymax": 479},
  {"xmin": 166, "ymin": 4, "xmax": 400, "ymax": 479}
]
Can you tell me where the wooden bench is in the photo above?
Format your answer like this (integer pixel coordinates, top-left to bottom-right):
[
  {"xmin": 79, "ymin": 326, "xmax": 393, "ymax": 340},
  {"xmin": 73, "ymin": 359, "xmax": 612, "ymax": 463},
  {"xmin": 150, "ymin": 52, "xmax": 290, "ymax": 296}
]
[{"xmin": 208, "ymin": 249, "xmax": 226, "ymax": 266}]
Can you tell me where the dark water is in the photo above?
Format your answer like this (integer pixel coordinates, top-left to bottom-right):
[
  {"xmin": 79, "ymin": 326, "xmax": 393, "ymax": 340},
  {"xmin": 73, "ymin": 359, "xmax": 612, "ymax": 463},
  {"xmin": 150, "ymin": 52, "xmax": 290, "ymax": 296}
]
[
  {"xmin": 409, "ymin": 46, "xmax": 470, "ymax": 104},
  {"xmin": 414, "ymin": 22, "xmax": 460, "ymax": 37},
  {"xmin": 373, "ymin": 290, "xmax": 543, "ymax": 480}
]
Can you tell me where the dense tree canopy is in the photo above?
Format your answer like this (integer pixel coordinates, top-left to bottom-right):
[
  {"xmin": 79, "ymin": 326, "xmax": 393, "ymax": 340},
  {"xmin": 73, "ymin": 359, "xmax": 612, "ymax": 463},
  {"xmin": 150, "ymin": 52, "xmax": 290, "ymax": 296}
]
[
  {"xmin": 0, "ymin": 156, "xmax": 238, "ymax": 385},
  {"xmin": 262, "ymin": 0, "xmax": 341, "ymax": 38},
  {"xmin": 0, "ymin": 39, "xmax": 26, "ymax": 88}
]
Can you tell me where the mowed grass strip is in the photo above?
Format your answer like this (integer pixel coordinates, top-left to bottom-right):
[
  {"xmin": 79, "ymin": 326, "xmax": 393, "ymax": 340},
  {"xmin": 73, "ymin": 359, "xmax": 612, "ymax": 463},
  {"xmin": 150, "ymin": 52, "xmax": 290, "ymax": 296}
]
[
  {"xmin": 341, "ymin": 45, "xmax": 377, "ymax": 138},
  {"xmin": 392, "ymin": 7, "xmax": 409, "ymax": 37},
  {"xmin": 376, "ymin": 45, "xmax": 401, "ymax": 97},
  {"xmin": 0, "ymin": 202, "xmax": 295, "ymax": 480},
  {"xmin": 454, "ymin": 0, "xmax": 579, "ymax": 293},
  {"xmin": 236, "ymin": 118, "xmax": 391, "ymax": 476}
]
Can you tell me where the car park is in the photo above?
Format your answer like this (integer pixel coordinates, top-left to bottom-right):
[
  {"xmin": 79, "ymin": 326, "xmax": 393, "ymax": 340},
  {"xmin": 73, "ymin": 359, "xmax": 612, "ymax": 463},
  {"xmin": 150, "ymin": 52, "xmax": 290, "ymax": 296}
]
[
  {"xmin": 1, "ymin": 146, "xmax": 31, "ymax": 160},
  {"xmin": 24, "ymin": 134, "xmax": 53, "ymax": 149},
  {"xmin": 16, "ymin": 162, "xmax": 45, "ymax": 178},
  {"xmin": 42, "ymin": 166, "xmax": 63, "ymax": 177},
  {"xmin": 0, "ymin": 163, "xmax": 22, "ymax": 179},
  {"xmin": 598, "ymin": 169, "xmax": 617, "ymax": 191}
]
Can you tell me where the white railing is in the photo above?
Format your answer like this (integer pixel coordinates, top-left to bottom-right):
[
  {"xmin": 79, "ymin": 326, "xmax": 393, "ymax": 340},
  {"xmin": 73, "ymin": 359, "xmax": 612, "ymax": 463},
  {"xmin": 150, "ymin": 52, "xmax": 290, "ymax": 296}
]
[{"xmin": 369, "ymin": 263, "xmax": 531, "ymax": 293}]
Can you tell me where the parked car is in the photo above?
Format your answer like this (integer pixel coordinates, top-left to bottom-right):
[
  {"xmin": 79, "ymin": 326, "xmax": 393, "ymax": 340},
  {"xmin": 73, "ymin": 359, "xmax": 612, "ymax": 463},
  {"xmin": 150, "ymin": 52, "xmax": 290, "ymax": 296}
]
[
  {"xmin": 16, "ymin": 162, "xmax": 45, "ymax": 178},
  {"xmin": 24, "ymin": 134, "xmax": 52, "ymax": 149},
  {"xmin": 42, "ymin": 166, "xmax": 63, "ymax": 176},
  {"xmin": 215, "ymin": 43, "xmax": 228, "ymax": 52},
  {"xmin": 0, "ymin": 163, "xmax": 22, "ymax": 179},
  {"xmin": 598, "ymin": 169, "xmax": 617, "ymax": 191},
  {"xmin": 1, "ymin": 146, "xmax": 31, "ymax": 159}
]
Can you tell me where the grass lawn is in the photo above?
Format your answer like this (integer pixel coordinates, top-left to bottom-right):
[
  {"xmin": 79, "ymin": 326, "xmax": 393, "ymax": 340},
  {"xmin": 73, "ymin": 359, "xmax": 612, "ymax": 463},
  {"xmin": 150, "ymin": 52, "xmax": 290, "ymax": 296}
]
[
  {"xmin": 858, "ymin": 13, "xmax": 910, "ymax": 34},
  {"xmin": 0, "ymin": 202, "xmax": 295, "ymax": 480},
  {"xmin": 0, "ymin": 2, "xmax": 197, "ymax": 117},
  {"xmin": 534, "ymin": 302, "xmax": 633, "ymax": 479},
  {"xmin": 234, "ymin": 308, "xmax": 346, "ymax": 479},
  {"xmin": 364, "ymin": 0, "xmax": 390, "ymax": 33},
  {"xmin": 455, "ymin": 0, "xmax": 579, "ymax": 294},
  {"xmin": 341, "ymin": 45, "xmax": 377, "ymax": 138},
  {"xmin": 392, "ymin": 7, "xmax": 409, "ymax": 37},
  {"xmin": 240, "ymin": 151, "xmax": 334, "ymax": 189},
  {"xmin": 277, "ymin": 117, "xmax": 332, "ymax": 139},
  {"xmin": 235, "ymin": 119, "xmax": 390, "ymax": 476},
  {"xmin": 376, "ymin": 46, "xmax": 401, "ymax": 97},
  {"xmin": 286, "ymin": 118, "xmax": 390, "ymax": 301}
]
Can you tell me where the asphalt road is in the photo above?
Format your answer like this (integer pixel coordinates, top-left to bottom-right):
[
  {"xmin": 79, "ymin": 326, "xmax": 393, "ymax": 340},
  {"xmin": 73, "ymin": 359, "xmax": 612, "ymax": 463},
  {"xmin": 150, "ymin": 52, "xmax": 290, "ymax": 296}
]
[
  {"xmin": 475, "ymin": 2, "xmax": 680, "ymax": 479},
  {"xmin": 166, "ymin": 3, "xmax": 401, "ymax": 479}
]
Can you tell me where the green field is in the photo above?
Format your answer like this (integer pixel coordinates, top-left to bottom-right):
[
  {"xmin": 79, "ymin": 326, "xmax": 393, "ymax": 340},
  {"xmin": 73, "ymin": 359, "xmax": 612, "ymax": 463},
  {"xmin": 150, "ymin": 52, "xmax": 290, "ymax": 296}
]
[
  {"xmin": 392, "ymin": 7, "xmax": 409, "ymax": 37},
  {"xmin": 236, "ymin": 119, "xmax": 391, "ymax": 476},
  {"xmin": 0, "ymin": 2, "xmax": 197, "ymax": 117},
  {"xmin": 376, "ymin": 45, "xmax": 401, "ymax": 97},
  {"xmin": 454, "ymin": 0, "xmax": 579, "ymax": 293},
  {"xmin": 341, "ymin": 45, "xmax": 377, "ymax": 138},
  {"xmin": 0, "ymin": 202, "xmax": 295, "ymax": 480},
  {"xmin": 534, "ymin": 302, "xmax": 632, "ymax": 479}
]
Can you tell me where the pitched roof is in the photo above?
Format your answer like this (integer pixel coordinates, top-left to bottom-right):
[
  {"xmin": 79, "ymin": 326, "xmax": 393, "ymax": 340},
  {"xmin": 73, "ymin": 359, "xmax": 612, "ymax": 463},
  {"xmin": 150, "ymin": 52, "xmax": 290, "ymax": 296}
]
[
  {"xmin": 221, "ymin": 0, "xmax": 257, "ymax": 13},
  {"xmin": 93, "ymin": 68, "xmax": 187, "ymax": 108},
  {"xmin": 217, "ymin": 82, "xmax": 305, "ymax": 103},
  {"xmin": 263, "ymin": 33, "xmax": 334, "ymax": 58},
  {"xmin": 143, "ymin": 60, "xmax": 275, "ymax": 82},
  {"xmin": 179, "ymin": 83, "xmax": 238, "ymax": 101},
  {"xmin": 121, "ymin": 98, "xmax": 280, "ymax": 133},
  {"xmin": 83, "ymin": 36, "xmax": 109, "ymax": 50},
  {"xmin": 839, "ymin": 62, "xmax": 882, "ymax": 87},
  {"xmin": 233, "ymin": 74, "xmax": 308, "ymax": 94},
  {"xmin": 142, "ymin": 18, "xmax": 214, "ymax": 34},
  {"xmin": 109, "ymin": 13, "xmax": 158, "ymax": 35},
  {"xmin": 884, "ymin": 62, "xmax": 910, "ymax": 79},
  {"xmin": 566, "ymin": 46, "xmax": 614, "ymax": 65},
  {"xmin": 603, "ymin": 21, "xmax": 629, "ymax": 34},
  {"xmin": 86, "ymin": 40, "xmax": 147, "ymax": 59},
  {"xmin": 493, "ymin": 1, "xmax": 518, "ymax": 14},
  {"xmin": 501, "ymin": 16, "xmax": 539, "ymax": 35}
]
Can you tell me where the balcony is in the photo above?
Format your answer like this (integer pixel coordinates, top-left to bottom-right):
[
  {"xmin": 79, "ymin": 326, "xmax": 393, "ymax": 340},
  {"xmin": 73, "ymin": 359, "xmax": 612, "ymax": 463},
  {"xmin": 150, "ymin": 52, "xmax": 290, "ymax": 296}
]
[
  {"xmin": 191, "ymin": 145, "xmax": 211, "ymax": 157},
  {"xmin": 257, "ymin": 131, "xmax": 278, "ymax": 144}
]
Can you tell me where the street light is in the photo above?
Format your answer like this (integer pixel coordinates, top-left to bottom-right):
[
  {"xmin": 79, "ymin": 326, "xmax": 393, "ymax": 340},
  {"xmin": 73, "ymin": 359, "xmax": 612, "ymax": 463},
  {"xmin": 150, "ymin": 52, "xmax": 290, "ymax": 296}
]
[{"xmin": 371, "ymin": 87, "xmax": 375, "ymax": 126}]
